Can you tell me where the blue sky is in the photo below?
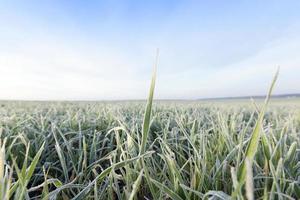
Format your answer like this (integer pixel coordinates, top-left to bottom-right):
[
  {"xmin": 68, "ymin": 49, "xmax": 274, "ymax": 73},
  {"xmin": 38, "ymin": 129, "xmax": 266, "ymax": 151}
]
[{"xmin": 0, "ymin": 0, "xmax": 300, "ymax": 100}]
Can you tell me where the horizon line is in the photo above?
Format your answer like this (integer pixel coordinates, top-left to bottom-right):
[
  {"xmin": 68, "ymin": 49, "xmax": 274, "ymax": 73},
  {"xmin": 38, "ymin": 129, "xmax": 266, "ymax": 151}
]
[{"xmin": 0, "ymin": 93, "xmax": 299, "ymax": 102}]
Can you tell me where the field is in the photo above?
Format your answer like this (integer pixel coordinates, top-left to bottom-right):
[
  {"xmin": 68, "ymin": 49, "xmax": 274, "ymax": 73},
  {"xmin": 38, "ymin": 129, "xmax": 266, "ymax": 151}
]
[
  {"xmin": 0, "ymin": 98, "xmax": 299, "ymax": 199},
  {"xmin": 0, "ymin": 92, "xmax": 300, "ymax": 198}
]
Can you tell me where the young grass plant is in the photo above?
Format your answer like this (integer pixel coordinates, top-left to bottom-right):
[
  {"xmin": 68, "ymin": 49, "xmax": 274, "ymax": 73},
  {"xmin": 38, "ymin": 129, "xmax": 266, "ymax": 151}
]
[{"xmin": 231, "ymin": 69, "xmax": 279, "ymax": 199}]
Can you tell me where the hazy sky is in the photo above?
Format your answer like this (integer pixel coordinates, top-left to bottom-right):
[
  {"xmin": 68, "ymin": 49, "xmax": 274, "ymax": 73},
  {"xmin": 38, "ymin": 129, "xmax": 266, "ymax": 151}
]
[{"xmin": 0, "ymin": 0, "xmax": 300, "ymax": 100}]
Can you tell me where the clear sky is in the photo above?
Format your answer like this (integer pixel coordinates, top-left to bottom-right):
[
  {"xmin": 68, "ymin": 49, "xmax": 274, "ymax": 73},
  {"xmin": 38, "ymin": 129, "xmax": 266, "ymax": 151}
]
[{"xmin": 0, "ymin": 0, "xmax": 300, "ymax": 100}]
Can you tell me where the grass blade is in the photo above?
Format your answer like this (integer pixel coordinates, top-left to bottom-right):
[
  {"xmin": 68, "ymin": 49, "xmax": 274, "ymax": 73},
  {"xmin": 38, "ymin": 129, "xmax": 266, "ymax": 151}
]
[
  {"xmin": 140, "ymin": 49, "xmax": 159, "ymax": 155},
  {"xmin": 237, "ymin": 69, "xmax": 279, "ymax": 184}
]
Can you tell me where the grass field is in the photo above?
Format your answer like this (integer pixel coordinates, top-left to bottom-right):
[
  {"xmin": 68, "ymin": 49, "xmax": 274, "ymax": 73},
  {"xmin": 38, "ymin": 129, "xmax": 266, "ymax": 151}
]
[
  {"xmin": 0, "ymin": 73, "xmax": 299, "ymax": 199},
  {"xmin": 0, "ymin": 98, "xmax": 299, "ymax": 199}
]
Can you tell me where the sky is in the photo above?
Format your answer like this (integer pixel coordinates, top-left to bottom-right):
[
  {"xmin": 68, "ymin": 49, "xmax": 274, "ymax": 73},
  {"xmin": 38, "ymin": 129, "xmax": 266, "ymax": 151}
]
[{"xmin": 0, "ymin": 0, "xmax": 300, "ymax": 100}]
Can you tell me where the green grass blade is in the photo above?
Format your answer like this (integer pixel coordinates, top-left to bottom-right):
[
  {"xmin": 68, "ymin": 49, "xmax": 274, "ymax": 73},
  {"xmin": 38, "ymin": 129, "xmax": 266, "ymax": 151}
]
[
  {"xmin": 26, "ymin": 142, "xmax": 45, "ymax": 181},
  {"xmin": 52, "ymin": 126, "xmax": 69, "ymax": 182},
  {"xmin": 140, "ymin": 49, "xmax": 159, "ymax": 155},
  {"xmin": 128, "ymin": 169, "xmax": 143, "ymax": 200},
  {"xmin": 237, "ymin": 69, "xmax": 279, "ymax": 184}
]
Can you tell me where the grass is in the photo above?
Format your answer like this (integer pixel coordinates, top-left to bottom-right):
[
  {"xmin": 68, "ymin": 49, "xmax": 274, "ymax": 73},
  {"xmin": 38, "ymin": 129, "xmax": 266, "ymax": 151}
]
[{"xmin": 0, "ymin": 71, "xmax": 299, "ymax": 199}]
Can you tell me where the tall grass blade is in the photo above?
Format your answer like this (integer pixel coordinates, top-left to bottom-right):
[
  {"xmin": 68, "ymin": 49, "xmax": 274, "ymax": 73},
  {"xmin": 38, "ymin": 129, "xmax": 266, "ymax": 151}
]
[
  {"xmin": 237, "ymin": 69, "xmax": 279, "ymax": 184},
  {"xmin": 140, "ymin": 49, "xmax": 159, "ymax": 155}
]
